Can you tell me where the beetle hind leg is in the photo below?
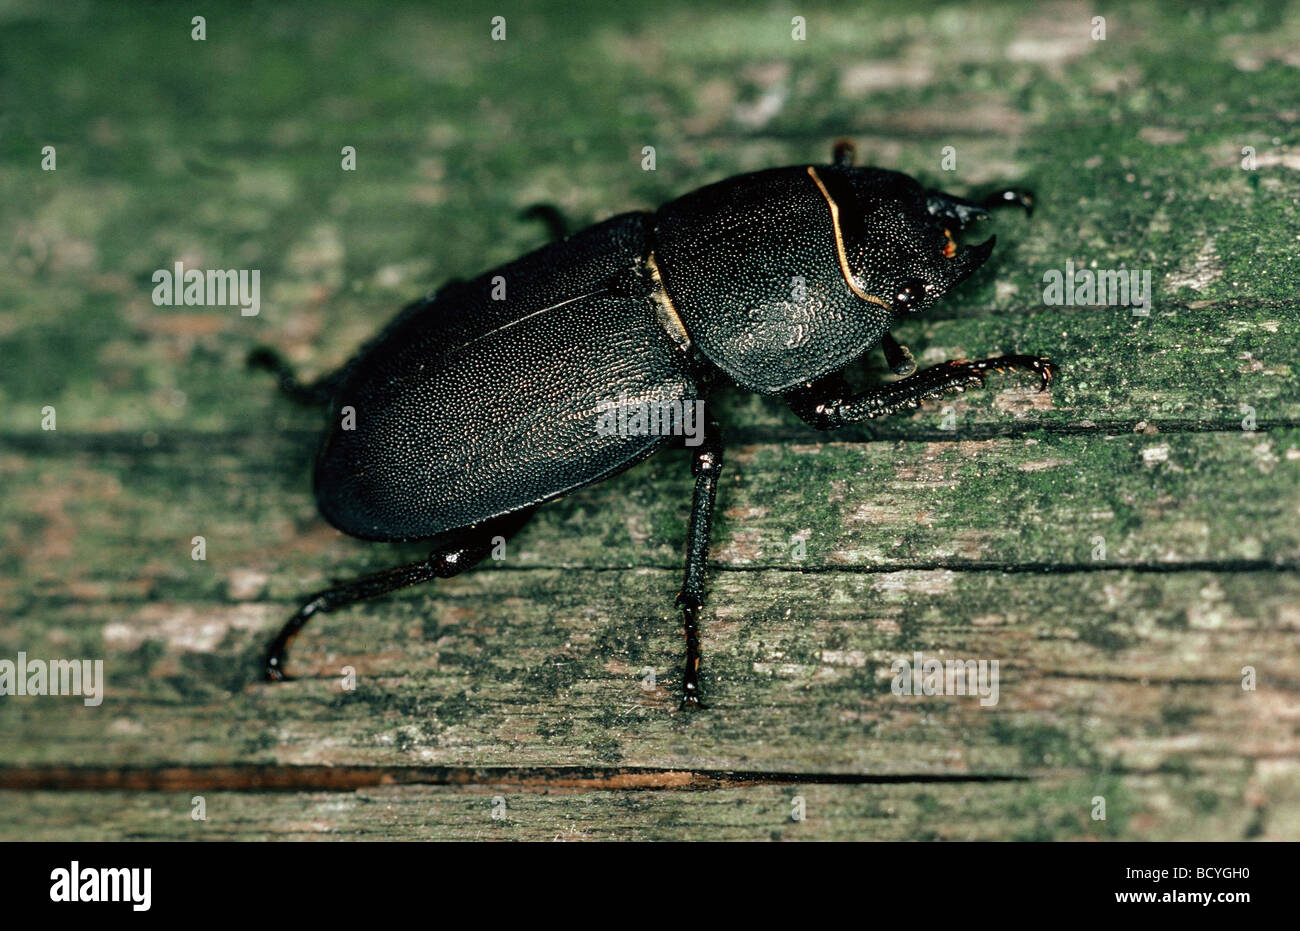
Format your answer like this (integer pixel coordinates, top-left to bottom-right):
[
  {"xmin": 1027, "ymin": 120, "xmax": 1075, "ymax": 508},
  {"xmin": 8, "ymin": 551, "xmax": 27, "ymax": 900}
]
[
  {"xmin": 247, "ymin": 347, "xmax": 347, "ymax": 406},
  {"xmin": 263, "ymin": 509, "xmax": 535, "ymax": 682}
]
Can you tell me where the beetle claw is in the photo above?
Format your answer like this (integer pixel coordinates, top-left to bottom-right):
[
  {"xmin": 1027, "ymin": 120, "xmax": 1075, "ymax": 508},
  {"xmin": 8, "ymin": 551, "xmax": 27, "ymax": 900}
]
[
  {"xmin": 263, "ymin": 642, "xmax": 298, "ymax": 682},
  {"xmin": 1036, "ymin": 358, "xmax": 1058, "ymax": 391},
  {"xmin": 679, "ymin": 693, "xmax": 708, "ymax": 712},
  {"xmin": 263, "ymin": 664, "xmax": 295, "ymax": 683}
]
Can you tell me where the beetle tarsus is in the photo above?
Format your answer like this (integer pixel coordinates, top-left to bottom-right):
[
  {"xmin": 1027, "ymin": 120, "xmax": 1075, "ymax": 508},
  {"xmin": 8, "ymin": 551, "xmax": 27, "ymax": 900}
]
[
  {"xmin": 957, "ymin": 354, "xmax": 1057, "ymax": 390},
  {"xmin": 263, "ymin": 654, "xmax": 294, "ymax": 682},
  {"xmin": 263, "ymin": 600, "xmax": 320, "ymax": 681},
  {"xmin": 674, "ymin": 423, "xmax": 723, "ymax": 711},
  {"xmin": 678, "ymin": 599, "xmax": 708, "ymax": 711}
]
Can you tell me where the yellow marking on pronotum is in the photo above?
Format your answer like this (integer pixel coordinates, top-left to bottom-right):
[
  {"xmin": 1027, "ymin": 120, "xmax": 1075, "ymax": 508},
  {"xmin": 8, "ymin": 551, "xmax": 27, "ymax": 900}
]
[
  {"xmin": 645, "ymin": 251, "xmax": 692, "ymax": 350},
  {"xmin": 806, "ymin": 166, "xmax": 891, "ymax": 309}
]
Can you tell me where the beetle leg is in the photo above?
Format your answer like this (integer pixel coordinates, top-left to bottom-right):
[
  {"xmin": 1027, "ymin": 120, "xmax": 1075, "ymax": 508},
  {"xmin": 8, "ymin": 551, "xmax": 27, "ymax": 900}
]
[
  {"xmin": 518, "ymin": 203, "xmax": 571, "ymax": 242},
  {"xmin": 831, "ymin": 138, "xmax": 856, "ymax": 168},
  {"xmin": 247, "ymin": 347, "xmax": 348, "ymax": 406},
  {"xmin": 926, "ymin": 187, "xmax": 1035, "ymax": 229},
  {"xmin": 676, "ymin": 419, "xmax": 723, "ymax": 711},
  {"xmin": 880, "ymin": 333, "xmax": 917, "ymax": 376},
  {"xmin": 980, "ymin": 188, "xmax": 1035, "ymax": 216},
  {"xmin": 786, "ymin": 355, "xmax": 1057, "ymax": 428},
  {"xmin": 263, "ymin": 509, "xmax": 535, "ymax": 681}
]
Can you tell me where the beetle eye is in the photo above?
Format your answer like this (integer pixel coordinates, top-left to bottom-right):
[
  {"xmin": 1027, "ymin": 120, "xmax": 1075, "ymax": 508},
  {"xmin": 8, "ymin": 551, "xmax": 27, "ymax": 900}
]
[{"xmin": 894, "ymin": 279, "xmax": 927, "ymax": 311}]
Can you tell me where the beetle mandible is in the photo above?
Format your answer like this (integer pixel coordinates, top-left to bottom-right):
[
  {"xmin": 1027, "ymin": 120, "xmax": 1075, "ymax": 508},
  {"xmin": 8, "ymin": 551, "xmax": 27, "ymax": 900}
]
[{"xmin": 250, "ymin": 139, "xmax": 1057, "ymax": 710}]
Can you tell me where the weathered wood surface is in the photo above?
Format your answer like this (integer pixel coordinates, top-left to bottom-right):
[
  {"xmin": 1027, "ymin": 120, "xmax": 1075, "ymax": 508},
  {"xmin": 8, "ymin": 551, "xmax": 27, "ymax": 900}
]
[
  {"xmin": 2, "ymin": 1, "xmax": 1299, "ymax": 839},
  {"xmin": 6, "ymin": 770, "xmax": 1292, "ymax": 841}
]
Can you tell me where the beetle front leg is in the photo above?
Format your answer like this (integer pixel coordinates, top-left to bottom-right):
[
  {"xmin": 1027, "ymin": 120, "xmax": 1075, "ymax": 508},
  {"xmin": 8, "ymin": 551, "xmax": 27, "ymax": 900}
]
[
  {"xmin": 787, "ymin": 355, "xmax": 1057, "ymax": 428},
  {"xmin": 676, "ymin": 420, "xmax": 723, "ymax": 711}
]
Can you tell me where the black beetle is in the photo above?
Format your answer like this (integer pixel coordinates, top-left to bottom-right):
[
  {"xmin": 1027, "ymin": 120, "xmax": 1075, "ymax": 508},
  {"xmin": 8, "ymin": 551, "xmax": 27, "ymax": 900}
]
[{"xmin": 251, "ymin": 139, "xmax": 1056, "ymax": 710}]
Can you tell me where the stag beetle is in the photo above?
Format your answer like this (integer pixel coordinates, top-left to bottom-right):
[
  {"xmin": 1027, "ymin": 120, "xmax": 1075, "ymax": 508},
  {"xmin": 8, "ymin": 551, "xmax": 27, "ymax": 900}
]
[{"xmin": 250, "ymin": 139, "xmax": 1056, "ymax": 710}]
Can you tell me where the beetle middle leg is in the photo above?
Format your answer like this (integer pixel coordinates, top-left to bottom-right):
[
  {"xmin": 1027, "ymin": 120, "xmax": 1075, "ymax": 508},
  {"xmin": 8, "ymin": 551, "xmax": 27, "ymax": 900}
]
[
  {"xmin": 880, "ymin": 332, "xmax": 917, "ymax": 376},
  {"xmin": 786, "ymin": 356, "xmax": 1057, "ymax": 428},
  {"xmin": 676, "ymin": 419, "xmax": 723, "ymax": 711},
  {"xmin": 263, "ymin": 508, "xmax": 535, "ymax": 681}
]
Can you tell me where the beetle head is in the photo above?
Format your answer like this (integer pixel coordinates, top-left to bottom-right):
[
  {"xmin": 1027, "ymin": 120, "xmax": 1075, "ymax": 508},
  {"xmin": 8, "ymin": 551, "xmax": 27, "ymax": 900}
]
[{"xmin": 824, "ymin": 167, "xmax": 997, "ymax": 316}]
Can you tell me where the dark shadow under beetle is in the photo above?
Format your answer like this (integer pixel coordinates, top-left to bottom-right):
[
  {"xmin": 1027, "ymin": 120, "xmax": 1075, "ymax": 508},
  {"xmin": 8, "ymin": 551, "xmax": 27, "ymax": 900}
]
[{"xmin": 250, "ymin": 139, "xmax": 1057, "ymax": 711}]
